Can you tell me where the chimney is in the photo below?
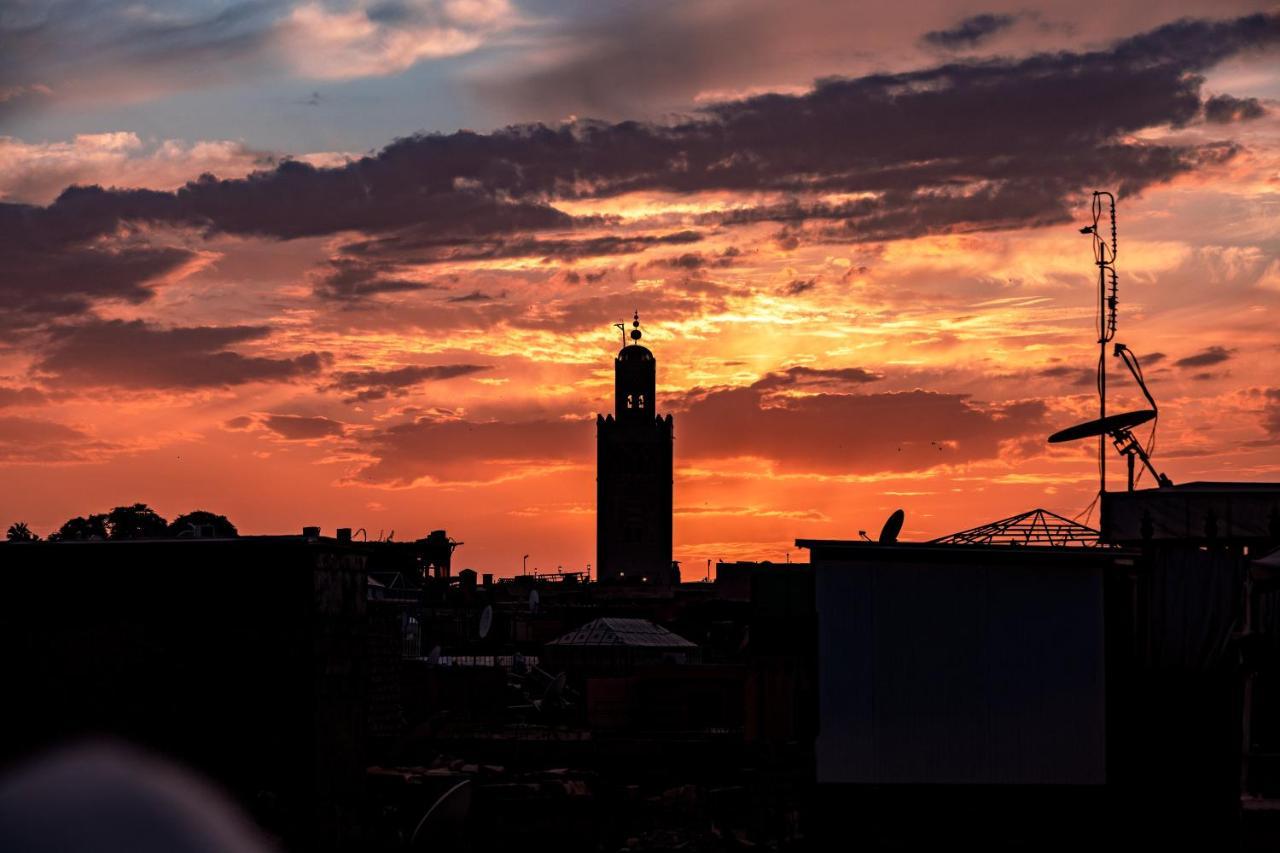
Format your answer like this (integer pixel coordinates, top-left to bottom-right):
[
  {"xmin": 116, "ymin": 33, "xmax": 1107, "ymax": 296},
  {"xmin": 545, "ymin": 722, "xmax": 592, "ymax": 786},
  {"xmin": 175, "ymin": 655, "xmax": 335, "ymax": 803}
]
[
  {"xmin": 482, "ymin": 573, "xmax": 494, "ymax": 587},
  {"xmin": 302, "ymin": 526, "xmax": 321, "ymax": 539},
  {"xmin": 336, "ymin": 527, "xmax": 352, "ymax": 543}
]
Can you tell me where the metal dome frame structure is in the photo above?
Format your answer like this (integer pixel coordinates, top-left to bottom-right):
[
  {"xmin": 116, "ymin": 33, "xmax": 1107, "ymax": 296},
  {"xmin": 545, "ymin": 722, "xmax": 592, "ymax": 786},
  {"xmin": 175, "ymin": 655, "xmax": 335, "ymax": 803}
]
[{"xmin": 930, "ymin": 508, "xmax": 1106, "ymax": 548}]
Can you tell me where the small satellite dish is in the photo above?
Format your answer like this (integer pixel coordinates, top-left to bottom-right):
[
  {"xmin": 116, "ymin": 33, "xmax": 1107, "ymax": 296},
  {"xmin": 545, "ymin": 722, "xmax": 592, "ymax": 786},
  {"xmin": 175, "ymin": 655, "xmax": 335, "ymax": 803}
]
[
  {"xmin": 1048, "ymin": 409, "xmax": 1155, "ymax": 444},
  {"xmin": 409, "ymin": 779, "xmax": 472, "ymax": 850},
  {"xmin": 426, "ymin": 645, "xmax": 441, "ymax": 666},
  {"xmin": 878, "ymin": 509, "xmax": 905, "ymax": 544},
  {"xmin": 528, "ymin": 589, "xmax": 540, "ymax": 614},
  {"xmin": 478, "ymin": 605, "xmax": 493, "ymax": 639}
]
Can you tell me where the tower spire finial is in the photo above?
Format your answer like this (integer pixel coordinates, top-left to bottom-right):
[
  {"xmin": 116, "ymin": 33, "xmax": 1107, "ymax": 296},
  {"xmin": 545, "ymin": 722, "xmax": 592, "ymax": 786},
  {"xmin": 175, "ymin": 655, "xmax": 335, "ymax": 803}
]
[{"xmin": 630, "ymin": 310, "xmax": 642, "ymax": 344}]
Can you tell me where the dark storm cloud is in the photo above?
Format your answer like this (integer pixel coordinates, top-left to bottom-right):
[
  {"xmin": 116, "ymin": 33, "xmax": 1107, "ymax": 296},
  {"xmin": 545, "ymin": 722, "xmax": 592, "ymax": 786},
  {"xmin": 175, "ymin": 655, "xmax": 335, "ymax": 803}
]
[
  {"xmin": 261, "ymin": 414, "xmax": 346, "ymax": 440},
  {"xmin": 447, "ymin": 290, "xmax": 504, "ymax": 303},
  {"xmin": 33, "ymin": 319, "xmax": 328, "ymax": 389},
  {"xmin": 0, "ymin": 202, "xmax": 195, "ymax": 328},
  {"xmin": 781, "ymin": 278, "xmax": 816, "ymax": 296},
  {"xmin": 312, "ymin": 259, "xmax": 439, "ymax": 301},
  {"xmin": 647, "ymin": 249, "xmax": 739, "ymax": 271},
  {"xmin": 751, "ymin": 366, "xmax": 883, "ymax": 390},
  {"xmin": 1203, "ymin": 93, "xmax": 1267, "ymax": 123},
  {"xmin": 922, "ymin": 13, "xmax": 1018, "ymax": 49},
  {"xmin": 654, "ymin": 253, "xmax": 710, "ymax": 270},
  {"xmin": 33, "ymin": 176, "xmax": 576, "ymax": 243},
  {"xmin": 328, "ymin": 363, "xmax": 492, "ymax": 403},
  {"xmin": 4, "ymin": 13, "xmax": 1276, "ymax": 327},
  {"xmin": 23, "ymin": 14, "xmax": 1280, "ymax": 233},
  {"xmin": 1174, "ymin": 345, "xmax": 1235, "ymax": 368},
  {"xmin": 339, "ymin": 229, "xmax": 703, "ymax": 266}
]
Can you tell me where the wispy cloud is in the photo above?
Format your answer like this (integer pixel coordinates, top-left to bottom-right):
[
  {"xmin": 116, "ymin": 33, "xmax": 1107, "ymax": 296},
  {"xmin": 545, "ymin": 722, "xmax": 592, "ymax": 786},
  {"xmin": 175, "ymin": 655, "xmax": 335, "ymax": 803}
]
[
  {"xmin": 922, "ymin": 13, "xmax": 1018, "ymax": 49},
  {"xmin": 0, "ymin": 0, "xmax": 518, "ymax": 114}
]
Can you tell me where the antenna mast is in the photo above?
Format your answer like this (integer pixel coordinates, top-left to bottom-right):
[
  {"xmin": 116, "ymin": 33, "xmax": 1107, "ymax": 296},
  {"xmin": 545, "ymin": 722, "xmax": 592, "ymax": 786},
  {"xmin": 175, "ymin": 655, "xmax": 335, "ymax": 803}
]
[
  {"xmin": 1081, "ymin": 191, "xmax": 1118, "ymax": 494},
  {"xmin": 1046, "ymin": 194, "xmax": 1170, "ymax": 497}
]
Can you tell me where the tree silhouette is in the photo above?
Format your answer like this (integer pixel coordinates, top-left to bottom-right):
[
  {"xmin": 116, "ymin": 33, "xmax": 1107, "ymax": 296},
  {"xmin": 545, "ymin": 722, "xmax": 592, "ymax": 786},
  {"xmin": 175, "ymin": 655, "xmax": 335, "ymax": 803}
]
[
  {"xmin": 5, "ymin": 521, "xmax": 39, "ymax": 542},
  {"xmin": 50, "ymin": 514, "xmax": 108, "ymax": 541},
  {"xmin": 168, "ymin": 510, "xmax": 239, "ymax": 538},
  {"xmin": 105, "ymin": 503, "xmax": 169, "ymax": 540}
]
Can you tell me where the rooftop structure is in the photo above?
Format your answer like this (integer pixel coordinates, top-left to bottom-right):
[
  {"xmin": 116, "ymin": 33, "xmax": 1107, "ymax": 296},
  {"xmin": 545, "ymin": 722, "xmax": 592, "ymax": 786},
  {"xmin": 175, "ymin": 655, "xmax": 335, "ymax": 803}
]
[
  {"xmin": 547, "ymin": 617, "xmax": 696, "ymax": 649},
  {"xmin": 930, "ymin": 507, "xmax": 1106, "ymax": 548}
]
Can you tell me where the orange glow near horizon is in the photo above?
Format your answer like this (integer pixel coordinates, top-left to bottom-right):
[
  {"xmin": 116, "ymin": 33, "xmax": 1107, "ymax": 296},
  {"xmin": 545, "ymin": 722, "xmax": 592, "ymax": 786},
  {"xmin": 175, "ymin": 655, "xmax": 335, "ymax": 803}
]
[
  {"xmin": 3, "ymin": 23, "xmax": 1278, "ymax": 574},
  {"xmin": 4, "ymin": 158, "xmax": 1279, "ymax": 576}
]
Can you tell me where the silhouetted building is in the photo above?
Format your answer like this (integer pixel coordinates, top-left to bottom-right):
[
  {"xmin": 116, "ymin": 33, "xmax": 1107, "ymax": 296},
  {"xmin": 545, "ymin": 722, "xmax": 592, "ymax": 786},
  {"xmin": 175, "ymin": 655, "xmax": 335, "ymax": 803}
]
[
  {"xmin": 596, "ymin": 313, "xmax": 675, "ymax": 585},
  {"xmin": 0, "ymin": 533, "xmax": 369, "ymax": 852},
  {"xmin": 799, "ymin": 486, "xmax": 1280, "ymax": 851}
]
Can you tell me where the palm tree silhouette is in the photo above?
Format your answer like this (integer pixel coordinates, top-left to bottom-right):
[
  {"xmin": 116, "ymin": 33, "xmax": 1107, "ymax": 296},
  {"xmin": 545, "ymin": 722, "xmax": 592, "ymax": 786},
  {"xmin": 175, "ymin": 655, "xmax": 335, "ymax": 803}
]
[{"xmin": 6, "ymin": 521, "xmax": 39, "ymax": 542}]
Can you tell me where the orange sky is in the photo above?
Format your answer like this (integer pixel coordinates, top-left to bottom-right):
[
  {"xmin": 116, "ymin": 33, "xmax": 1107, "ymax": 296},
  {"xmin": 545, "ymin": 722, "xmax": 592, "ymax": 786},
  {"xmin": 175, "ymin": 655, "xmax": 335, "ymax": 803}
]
[{"xmin": 1, "ymin": 8, "xmax": 1277, "ymax": 574}]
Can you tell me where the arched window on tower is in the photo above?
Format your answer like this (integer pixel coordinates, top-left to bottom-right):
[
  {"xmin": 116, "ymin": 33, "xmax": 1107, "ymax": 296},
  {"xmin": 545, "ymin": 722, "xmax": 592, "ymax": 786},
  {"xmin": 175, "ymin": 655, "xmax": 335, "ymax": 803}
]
[{"xmin": 638, "ymin": 394, "xmax": 645, "ymax": 409}]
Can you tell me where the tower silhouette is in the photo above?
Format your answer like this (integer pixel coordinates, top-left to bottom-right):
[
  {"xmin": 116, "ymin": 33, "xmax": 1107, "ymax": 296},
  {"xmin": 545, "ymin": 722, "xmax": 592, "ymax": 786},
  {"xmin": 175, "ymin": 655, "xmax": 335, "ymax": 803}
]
[{"xmin": 596, "ymin": 313, "xmax": 675, "ymax": 585}]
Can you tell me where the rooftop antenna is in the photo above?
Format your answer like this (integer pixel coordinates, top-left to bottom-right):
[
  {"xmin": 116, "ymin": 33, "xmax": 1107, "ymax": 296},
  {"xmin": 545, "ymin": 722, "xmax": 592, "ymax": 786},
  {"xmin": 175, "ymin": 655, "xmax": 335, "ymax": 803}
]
[
  {"xmin": 1048, "ymin": 192, "xmax": 1170, "ymax": 493},
  {"xmin": 1081, "ymin": 190, "xmax": 1119, "ymax": 495},
  {"xmin": 614, "ymin": 321, "xmax": 627, "ymax": 347}
]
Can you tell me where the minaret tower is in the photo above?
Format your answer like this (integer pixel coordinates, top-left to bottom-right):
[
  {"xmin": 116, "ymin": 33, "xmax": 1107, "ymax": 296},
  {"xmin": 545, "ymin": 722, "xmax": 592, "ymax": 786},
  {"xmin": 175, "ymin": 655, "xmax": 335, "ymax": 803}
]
[{"xmin": 596, "ymin": 312, "xmax": 675, "ymax": 585}]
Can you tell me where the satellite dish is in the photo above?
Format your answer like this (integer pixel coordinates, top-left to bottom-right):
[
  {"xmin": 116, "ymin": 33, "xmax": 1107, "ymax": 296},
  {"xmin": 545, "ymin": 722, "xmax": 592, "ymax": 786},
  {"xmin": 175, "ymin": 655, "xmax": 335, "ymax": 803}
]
[
  {"xmin": 478, "ymin": 605, "xmax": 493, "ymax": 639},
  {"xmin": 878, "ymin": 509, "xmax": 905, "ymax": 544},
  {"xmin": 409, "ymin": 779, "xmax": 472, "ymax": 851},
  {"xmin": 528, "ymin": 589, "xmax": 540, "ymax": 614},
  {"xmin": 426, "ymin": 645, "xmax": 441, "ymax": 666},
  {"xmin": 1048, "ymin": 409, "xmax": 1155, "ymax": 443}
]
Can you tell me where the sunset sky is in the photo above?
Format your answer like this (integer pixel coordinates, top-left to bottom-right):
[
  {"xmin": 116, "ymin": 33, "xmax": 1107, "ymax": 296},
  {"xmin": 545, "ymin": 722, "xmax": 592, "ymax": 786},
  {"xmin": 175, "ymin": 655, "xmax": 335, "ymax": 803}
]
[{"xmin": 1, "ymin": 2, "xmax": 1278, "ymax": 574}]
